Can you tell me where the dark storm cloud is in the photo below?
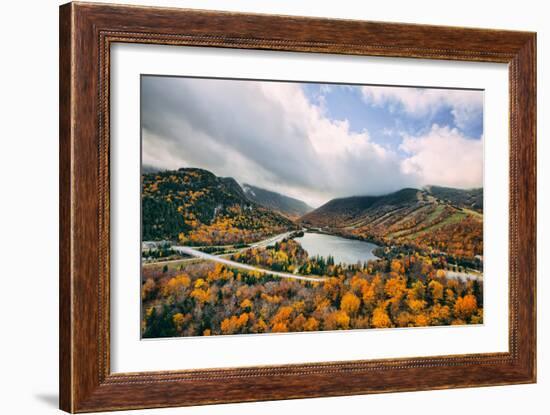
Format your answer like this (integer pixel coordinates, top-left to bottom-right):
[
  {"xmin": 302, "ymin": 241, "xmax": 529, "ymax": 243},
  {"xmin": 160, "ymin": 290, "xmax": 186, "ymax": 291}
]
[
  {"xmin": 142, "ymin": 76, "xmax": 325, "ymax": 191},
  {"xmin": 140, "ymin": 76, "xmax": 423, "ymax": 206}
]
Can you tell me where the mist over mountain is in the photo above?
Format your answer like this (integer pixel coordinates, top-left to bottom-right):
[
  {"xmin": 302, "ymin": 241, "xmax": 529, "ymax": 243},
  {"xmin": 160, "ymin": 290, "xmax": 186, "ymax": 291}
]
[
  {"xmin": 142, "ymin": 164, "xmax": 164, "ymax": 174},
  {"xmin": 141, "ymin": 165, "xmax": 482, "ymax": 258},
  {"xmin": 425, "ymin": 185, "xmax": 483, "ymax": 211},
  {"xmin": 242, "ymin": 183, "xmax": 313, "ymax": 220}
]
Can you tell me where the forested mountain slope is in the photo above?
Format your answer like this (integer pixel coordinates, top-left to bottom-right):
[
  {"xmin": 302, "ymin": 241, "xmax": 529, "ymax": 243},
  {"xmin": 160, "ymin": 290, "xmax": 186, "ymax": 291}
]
[
  {"xmin": 300, "ymin": 187, "xmax": 483, "ymax": 258},
  {"xmin": 142, "ymin": 168, "xmax": 295, "ymax": 244}
]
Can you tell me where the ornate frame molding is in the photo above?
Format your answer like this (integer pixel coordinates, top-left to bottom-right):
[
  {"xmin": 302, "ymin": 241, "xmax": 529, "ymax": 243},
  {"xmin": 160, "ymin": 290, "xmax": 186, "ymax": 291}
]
[{"xmin": 60, "ymin": 2, "xmax": 536, "ymax": 412}]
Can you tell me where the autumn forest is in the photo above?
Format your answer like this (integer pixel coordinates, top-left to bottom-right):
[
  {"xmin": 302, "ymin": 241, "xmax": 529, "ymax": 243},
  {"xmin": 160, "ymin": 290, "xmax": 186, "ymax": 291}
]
[
  {"xmin": 140, "ymin": 76, "xmax": 485, "ymax": 339},
  {"xmin": 141, "ymin": 168, "xmax": 483, "ymax": 338}
]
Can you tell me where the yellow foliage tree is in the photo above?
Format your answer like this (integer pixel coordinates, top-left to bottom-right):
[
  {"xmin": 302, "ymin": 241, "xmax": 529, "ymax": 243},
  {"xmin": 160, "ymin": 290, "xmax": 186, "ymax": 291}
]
[
  {"xmin": 240, "ymin": 298, "xmax": 253, "ymax": 311},
  {"xmin": 408, "ymin": 280, "xmax": 426, "ymax": 301},
  {"xmin": 340, "ymin": 292, "xmax": 361, "ymax": 316},
  {"xmin": 289, "ymin": 314, "xmax": 307, "ymax": 332},
  {"xmin": 172, "ymin": 312, "xmax": 189, "ymax": 332},
  {"xmin": 428, "ymin": 280, "xmax": 444, "ymax": 303},
  {"xmin": 292, "ymin": 300, "xmax": 306, "ymax": 314},
  {"xmin": 407, "ymin": 298, "xmax": 426, "ymax": 314},
  {"xmin": 391, "ymin": 259, "xmax": 404, "ymax": 274},
  {"xmin": 454, "ymin": 294, "xmax": 478, "ymax": 320},
  {"xmin": 429, "ymin": 304, "xmax": 451, "ymax": 325},
  {"xmin": 271, "ymin": 322, "xmax": 288, "ymax": 332},
  {"xmin": 190, "ymin": 287, "xmax": 211, "ymax": 304},
  {"xmin": 272, "ymin": 306, "xmax": 293, "ymax": 325},
  {"xmin": 371, "ymin": 306, "xmax": 392, "ymax": 328},
  {"xmin": 303, "ymin": 317, "xmax": 319, "ymax": 331},
  {"xmin": 361, "ymin": 281, "xmax": 376, "ymax": 311},
  {"xmin": 324, "ymin": 310, "xmax": 350, "ymax": 330},
  {"xmin": 323, "ymin": 277, "xmax": 341, "ymax": 302},
  {"xmin": 395, "ymin": 311, "xmax": 413, "ymax": 327},
  {"xmin": 162, "ymin": 274, "xmax": 191, "ymax": 302},
  {"xmin": 385, "ymin": 276, "xmax": 407, "ymax": 300},
  {"xmin": 470, "ymin": 308, "xmax": 484, "ymax": 324},
  {"xmin": 220, "ymin": 313, "xmax": 249, "ymax": 334},
  {"xmin": 252, "ymin": 318, "xmax": 268, "ymax": 333},
  {"xmin": 141, "ymin": 278, "xmax": 156, "ymax": 300},
  {"xmin": 414, "ymin": 313, "xmax": 430, "ymax": 327}
]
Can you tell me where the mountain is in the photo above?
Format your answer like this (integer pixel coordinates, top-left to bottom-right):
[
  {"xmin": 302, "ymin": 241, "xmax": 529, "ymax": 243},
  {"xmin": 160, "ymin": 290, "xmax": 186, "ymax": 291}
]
[
  {"xmin": 142, "ymin": 164, "xmax": 164, "ymax": 174},
  {"xmin": 242, "ymin": 183, "xmax": 313, "ymax": 220},
  {"xmin": 300, "ymin": 187, "xmax": 483, "ymax": 258},
  {"xmin": 425, "ymin": 185, "xmax": 483, "ymax": 211},
  {"xmin": 300, "ymin": 188, "xmax": 421, "ymax": 228},
  {"xmin": 142, "ymin": 168, "xmax": 295, "ymax": 244}
]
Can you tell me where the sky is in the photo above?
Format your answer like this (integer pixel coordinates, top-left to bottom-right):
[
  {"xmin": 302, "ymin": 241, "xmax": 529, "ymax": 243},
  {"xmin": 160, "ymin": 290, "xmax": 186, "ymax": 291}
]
[{"xmin": 141, "ymin": 76, "xmax": 484, "ymax": 208}]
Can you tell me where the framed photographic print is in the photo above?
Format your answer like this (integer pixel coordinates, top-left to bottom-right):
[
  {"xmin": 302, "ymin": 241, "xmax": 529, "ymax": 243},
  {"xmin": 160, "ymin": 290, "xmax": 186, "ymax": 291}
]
[{"xmin": 59, "ymin": 2, "xmax": 536, "ymax": 412}]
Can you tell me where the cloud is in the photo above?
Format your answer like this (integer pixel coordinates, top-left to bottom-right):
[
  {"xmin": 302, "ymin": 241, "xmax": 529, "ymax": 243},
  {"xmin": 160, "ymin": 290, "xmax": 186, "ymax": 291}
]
[
  {"xmin": 361, "ymin": 86, "xmax": 483, "ymax": 134},
  {"xmin": 399, "ymin": 125, "xmax": 483, "ymax": 189},
  {"xmin": 142, "ymin": 77, "xmax": 482, "ymax": 207}
]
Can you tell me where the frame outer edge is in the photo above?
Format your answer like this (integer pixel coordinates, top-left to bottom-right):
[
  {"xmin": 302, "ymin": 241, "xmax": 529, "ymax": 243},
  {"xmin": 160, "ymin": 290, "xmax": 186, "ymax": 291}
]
[
  {"xmin": 532, "ymin": 33, "xmax": 537, "ymax": 383},
  {"xmin": 509, "ymin": 33, "xmax": 537, "ymax": 383},
  {"xmin": 520, "ymin": 33, "xmax": 537, "ymax": 382},
  {"xmin": 59, "ymin": 2, "xmax": 75, "ymax": 413},
  {"xmin": 59, "ymin": 2, "xmax": 537, "ymax": 412}
]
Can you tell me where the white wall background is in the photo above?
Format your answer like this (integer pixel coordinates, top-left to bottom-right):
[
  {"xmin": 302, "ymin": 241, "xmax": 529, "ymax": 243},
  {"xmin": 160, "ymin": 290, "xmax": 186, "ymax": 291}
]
[{"xmin": 1, "ymin": 0, "xmax": 546, "ymax": 414}]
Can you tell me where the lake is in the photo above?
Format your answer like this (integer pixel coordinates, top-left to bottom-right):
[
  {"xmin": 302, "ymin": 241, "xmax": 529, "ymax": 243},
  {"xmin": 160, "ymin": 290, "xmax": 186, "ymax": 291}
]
[{"xmin": 294, "ymin": 232, "xmax": 380, "ymax": 265}]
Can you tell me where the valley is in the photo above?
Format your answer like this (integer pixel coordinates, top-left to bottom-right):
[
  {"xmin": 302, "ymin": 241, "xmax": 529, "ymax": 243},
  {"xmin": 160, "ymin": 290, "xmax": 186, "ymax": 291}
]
[
  {"xmin": 141, "ymin": 167, "xmax": 484, "ymax": 338},
  {"xmin": 300, "ymin": 187, "xmax": 483, "ymax": 260}
]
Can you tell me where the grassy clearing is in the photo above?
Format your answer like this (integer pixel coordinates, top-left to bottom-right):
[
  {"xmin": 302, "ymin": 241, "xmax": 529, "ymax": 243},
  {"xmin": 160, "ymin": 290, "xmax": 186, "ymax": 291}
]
[
  {"xmin": 386, "ymin": 205, "xmax": 431, "ymax": 237},
  {"xmin": 387, "ymin": 204, "xmax": 444, "ymax": 238},
  {"xmin": 462, "ymin": 208, "xmax": 483, "ymax": 220},
  {"xmin": 142, "ymin": 257, "xmax": 204, "ymax": 271},
  {"xmin": 405, "ymin": 210, "xmax": 468, "ymax": 240},
  {"xmin": 425, "ymin": 204, "xmax": 445, "ymax": 222}
]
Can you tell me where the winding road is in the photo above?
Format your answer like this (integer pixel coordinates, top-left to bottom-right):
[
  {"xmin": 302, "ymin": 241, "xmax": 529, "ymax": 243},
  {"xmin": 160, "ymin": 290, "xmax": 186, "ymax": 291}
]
[{"xmin": 171, "ymin": 244, "xmax": 325, "ymax": 282}]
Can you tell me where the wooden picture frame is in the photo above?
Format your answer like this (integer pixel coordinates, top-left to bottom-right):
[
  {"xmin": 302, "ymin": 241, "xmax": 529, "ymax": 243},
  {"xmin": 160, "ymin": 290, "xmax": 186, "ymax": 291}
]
[{"xmin": 59, "ymin": 2, "xmax": 536, "ymax": 412}]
